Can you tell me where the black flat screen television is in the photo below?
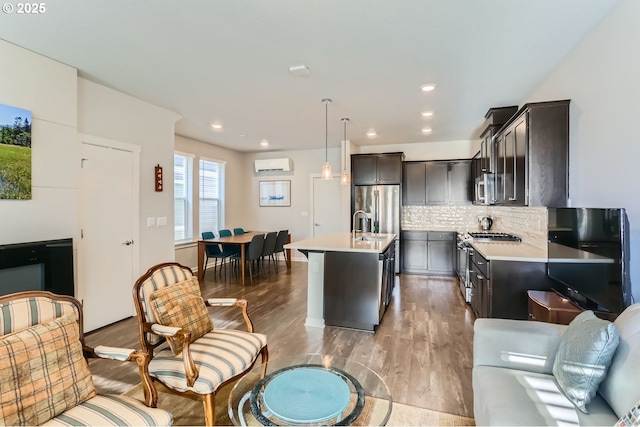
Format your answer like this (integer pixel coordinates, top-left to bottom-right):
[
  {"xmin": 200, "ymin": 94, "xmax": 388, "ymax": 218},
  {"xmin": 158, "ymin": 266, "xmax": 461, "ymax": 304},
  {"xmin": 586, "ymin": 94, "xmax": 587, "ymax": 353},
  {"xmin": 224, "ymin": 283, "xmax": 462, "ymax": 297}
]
[{"xmin": 547, "ymin": 207, "xmax": 631, "ymax": 315}]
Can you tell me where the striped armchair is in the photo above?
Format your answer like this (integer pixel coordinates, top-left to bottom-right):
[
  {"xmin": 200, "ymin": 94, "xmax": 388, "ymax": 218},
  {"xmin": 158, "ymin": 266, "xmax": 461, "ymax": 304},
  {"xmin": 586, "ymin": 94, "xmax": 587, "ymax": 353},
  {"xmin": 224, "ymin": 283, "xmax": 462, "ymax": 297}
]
[
  {"xmin": 0, "ymin": 291, "xmax": 172, "ymax": 426},
  {"xmin": 133, "ymin": 262, "xmax": 268, "ymax": 426}
]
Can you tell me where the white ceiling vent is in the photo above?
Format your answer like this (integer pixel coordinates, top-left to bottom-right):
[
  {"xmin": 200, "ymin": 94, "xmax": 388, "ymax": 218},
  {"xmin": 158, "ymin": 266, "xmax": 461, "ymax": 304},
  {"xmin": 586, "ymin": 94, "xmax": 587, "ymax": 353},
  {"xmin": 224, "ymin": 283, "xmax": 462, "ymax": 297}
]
[{"xmin": 254, "ymin": 158, "xmax": 291, "ymax": 172}]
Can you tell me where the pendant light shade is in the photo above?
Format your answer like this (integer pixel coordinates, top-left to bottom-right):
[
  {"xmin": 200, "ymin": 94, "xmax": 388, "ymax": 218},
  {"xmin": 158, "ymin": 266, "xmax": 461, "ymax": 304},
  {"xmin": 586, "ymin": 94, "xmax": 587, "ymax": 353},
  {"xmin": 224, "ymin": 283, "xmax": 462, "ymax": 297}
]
[
  {"xmin": 321, "ymin": 98, "xmax": 333, "ymax": 180},
  {"xmin": 340, "ymin": 118, "xmax": 350, "ymax": 185}
]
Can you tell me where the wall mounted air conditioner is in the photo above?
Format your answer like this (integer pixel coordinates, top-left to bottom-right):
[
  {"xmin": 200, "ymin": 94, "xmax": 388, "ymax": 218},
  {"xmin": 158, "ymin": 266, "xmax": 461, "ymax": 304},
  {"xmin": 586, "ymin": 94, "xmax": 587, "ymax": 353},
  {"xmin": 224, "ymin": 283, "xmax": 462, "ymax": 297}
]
[{"xmin": 254, "ymin": 158, "xmax": 291, "ymax": 172}]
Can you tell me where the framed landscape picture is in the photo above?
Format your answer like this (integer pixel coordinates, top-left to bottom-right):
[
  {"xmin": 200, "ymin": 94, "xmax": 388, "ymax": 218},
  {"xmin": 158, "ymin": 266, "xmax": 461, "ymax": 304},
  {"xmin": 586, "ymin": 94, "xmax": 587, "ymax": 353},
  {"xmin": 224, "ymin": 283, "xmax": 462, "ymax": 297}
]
[
  {"xmin": 0, "ymin": 103, "xmax": 32, "ymax": 200},
  {"xmin": 259, "ymin": 180, "xmax": 290, "ymax": 207}
]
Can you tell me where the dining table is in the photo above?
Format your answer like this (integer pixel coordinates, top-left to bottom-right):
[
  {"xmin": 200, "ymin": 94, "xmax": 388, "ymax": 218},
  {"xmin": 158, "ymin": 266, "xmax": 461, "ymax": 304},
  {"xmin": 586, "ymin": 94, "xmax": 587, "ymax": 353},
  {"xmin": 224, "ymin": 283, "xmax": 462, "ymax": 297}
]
[{"xmin": 197, "ymin": 231, "xmax": 291, "ymax": 285}]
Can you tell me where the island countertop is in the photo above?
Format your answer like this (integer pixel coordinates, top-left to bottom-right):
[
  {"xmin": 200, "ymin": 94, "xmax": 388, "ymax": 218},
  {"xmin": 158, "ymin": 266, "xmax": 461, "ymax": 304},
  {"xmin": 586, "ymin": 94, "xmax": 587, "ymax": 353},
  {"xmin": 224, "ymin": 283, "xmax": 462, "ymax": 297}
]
[
  {"xmin": 471, "ymin": 241, "xmax": 548, "ymax": 262},
  {"xmin": 285, "ymin": 232, "xmax": 396, "ymax": 254}
]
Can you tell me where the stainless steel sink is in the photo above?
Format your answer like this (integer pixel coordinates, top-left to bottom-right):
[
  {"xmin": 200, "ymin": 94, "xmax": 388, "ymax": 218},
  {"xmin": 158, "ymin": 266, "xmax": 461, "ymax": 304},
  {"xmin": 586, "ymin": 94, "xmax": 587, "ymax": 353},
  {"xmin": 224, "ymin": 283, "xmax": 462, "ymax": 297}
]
[{"xmin": 355, "ymin": 236, "xmax": 386, "ymax": 242}]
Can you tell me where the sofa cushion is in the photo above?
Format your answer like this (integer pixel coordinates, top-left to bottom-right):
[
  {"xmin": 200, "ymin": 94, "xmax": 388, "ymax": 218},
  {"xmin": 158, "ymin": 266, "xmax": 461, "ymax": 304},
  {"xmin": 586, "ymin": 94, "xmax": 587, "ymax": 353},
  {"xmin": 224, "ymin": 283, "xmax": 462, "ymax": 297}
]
[
  {"xmin": 149, "ymin": 277, "xmax": 213, "ymax": 355},
  {"xmin": 599, "ymin": 303, "xmax": 640, "ymax": 417},
  {"xmin": 42, "ymin": 394, "xmax": 173, "ymax": 426},
  {"xmin": 553, "ymin": 310, "xmax": 619, "ymax": 413},
  {"xmin": 0, "ymin": 313, "xmax": 96, "ymax": 425},
  {"xmin": 473, "ymin": 366, "xmax": 618, "ymax": 426}
]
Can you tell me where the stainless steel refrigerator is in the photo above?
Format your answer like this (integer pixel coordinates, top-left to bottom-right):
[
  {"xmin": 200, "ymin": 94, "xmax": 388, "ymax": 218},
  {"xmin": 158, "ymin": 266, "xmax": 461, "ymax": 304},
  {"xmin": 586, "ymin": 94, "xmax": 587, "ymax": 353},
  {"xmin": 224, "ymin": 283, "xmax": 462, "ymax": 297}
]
[{"xmin": 353, "ymin": 185, "xmax": 401, "ymax": 272}]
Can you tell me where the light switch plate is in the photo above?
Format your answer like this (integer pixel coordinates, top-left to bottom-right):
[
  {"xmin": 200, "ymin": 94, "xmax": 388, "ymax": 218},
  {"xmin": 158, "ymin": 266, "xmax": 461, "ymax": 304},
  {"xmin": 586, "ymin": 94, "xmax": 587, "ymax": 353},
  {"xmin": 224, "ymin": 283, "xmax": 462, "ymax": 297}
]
[
  {"xmin": 147, "ymin": 217, "xmax": 156, "ymax": 227},
  {"xmin": 157, "ymin": 216, "xmax": 167, "ymax": 226}
]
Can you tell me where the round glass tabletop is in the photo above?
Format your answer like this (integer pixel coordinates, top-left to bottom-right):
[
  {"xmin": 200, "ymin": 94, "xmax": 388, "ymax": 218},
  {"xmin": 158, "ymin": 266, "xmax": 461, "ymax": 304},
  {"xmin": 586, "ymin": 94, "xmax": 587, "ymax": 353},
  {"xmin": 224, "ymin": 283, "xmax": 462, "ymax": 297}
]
[{"xmin": 228, "ymin": 354, "xmax": 392, "ymax": 426}]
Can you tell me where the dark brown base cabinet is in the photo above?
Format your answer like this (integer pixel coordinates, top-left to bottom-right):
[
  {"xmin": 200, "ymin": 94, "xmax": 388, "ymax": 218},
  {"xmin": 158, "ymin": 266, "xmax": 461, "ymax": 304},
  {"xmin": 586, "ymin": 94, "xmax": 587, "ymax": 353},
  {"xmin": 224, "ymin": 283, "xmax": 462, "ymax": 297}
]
[
  {"xmin": 470, "ymin": 248, "xmax": 553, "ymax": 320},
  {"xmin": 401, "ymin": 231, "xmax": 455, "ymax": 275}
]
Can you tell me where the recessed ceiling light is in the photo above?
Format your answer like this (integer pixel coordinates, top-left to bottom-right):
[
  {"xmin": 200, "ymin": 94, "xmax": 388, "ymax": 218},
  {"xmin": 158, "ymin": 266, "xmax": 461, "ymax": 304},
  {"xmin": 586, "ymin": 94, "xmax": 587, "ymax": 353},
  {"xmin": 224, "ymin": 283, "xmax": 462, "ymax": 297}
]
[
  {"xmin": 420, "ymin": 84, "xmax": 436, "ymax": 92},
  {"xmin": 421, "ymin": 111, "xmax": 434, "ymax": 117},
  {"xmin": 366, "ymin": 129, "xmax": 377, "ymax": 138},
  {"xmin": 288, "ymin": 64, "xmax": 310, "ymax": 76},
  {"xmin": 211, "ymin": 123, "xmax": 222, "ymax": 130},
  {"xmin": 422, "ymin": 127, "xmax": 432, "ymax": 134},
  {"xmin": 260, "ymin": 139, "xmax": 269, "ymax": 147}
]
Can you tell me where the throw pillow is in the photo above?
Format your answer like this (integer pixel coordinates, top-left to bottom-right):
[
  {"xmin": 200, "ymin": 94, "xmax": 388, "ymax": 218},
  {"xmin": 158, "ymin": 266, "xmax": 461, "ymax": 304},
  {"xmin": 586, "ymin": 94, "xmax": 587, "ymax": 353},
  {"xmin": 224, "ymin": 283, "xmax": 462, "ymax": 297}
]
[
  {"xmin": 616, "ymin": 400, "xmax": 640, "ymax": 426},
  {"xmin": 0, "ymin": 313, "xmax": 96, "ymax": 426},
  {"xmin": 149, "ymin": 277, "xmax": 213, "ymax": 355},
  {"xmin": 553, "ymin": 310, "xmax": 620, "ymax": 414}
]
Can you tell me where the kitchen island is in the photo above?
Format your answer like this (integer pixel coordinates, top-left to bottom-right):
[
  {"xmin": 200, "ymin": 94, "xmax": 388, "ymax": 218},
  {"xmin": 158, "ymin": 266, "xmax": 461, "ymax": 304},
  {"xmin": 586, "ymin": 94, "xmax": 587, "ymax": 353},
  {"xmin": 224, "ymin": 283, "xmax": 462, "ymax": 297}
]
[{"xmin": 285, "ymin": 232, "xmax": 396, "ymax": 331}]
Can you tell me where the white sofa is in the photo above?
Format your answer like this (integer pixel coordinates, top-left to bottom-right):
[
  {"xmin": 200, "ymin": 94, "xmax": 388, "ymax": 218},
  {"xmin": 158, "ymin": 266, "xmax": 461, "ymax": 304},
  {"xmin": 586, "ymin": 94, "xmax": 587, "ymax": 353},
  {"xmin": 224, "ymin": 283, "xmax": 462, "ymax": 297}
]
[{"xmin": 473, "ymin": 303, "xmax": 640, "ymax": 426}]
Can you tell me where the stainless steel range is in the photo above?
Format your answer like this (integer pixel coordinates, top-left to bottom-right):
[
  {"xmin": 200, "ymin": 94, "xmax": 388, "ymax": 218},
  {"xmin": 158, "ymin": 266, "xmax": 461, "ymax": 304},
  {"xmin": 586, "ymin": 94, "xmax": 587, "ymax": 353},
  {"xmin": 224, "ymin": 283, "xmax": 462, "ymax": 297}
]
[
  {"xmin": 456, "ymin": 232, "xmax": 521, "ymax": 304},
  {"xmin": 465, "ymin": 232, "xmax": 522, "ymax": 242}
]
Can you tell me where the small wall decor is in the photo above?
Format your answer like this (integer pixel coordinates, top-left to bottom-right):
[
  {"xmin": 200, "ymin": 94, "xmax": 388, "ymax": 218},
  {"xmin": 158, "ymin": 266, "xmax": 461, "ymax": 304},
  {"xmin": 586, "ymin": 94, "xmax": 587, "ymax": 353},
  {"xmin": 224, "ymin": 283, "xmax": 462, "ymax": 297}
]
[
  {"xmin": 155, "ymin": 164, "xmax": 163, "ymax": 191},
  {"xmin": 0, "ymin": 103, "xmax": 32, "ymax": 200},
  {"xmin": 259, "ymin": 180, "xmax": 290, "ymax": 207}
]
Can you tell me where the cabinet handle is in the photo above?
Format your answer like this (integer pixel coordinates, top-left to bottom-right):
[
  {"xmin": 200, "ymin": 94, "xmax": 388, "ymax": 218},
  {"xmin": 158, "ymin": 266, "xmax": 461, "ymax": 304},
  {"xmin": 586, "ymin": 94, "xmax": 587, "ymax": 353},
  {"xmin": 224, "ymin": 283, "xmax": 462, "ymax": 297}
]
[{"xmin": 477, "ymin": 274, "xmax": 484, "ymax": 280}]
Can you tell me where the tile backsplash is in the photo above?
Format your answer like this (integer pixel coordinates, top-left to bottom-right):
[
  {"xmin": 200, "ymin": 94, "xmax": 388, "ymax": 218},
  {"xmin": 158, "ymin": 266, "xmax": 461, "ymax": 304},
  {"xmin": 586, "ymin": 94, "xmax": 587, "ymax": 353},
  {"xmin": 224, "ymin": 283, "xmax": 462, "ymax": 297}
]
[{"xmin": 402, "ymin": 205, "xmax": 548, "ymax": 252}]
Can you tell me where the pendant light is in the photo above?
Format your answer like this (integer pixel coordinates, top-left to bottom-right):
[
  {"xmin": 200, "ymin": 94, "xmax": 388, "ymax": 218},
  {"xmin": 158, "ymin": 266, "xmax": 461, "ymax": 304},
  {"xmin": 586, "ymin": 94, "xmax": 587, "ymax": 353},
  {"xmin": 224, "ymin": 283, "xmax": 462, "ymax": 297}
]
[
  {"xmin": 340, "ymin": 118, "xmax": 350, "ymax": 185},
  {"xmin": 321, "ymin": 98, "xmax": 333, "ymax": 180}
]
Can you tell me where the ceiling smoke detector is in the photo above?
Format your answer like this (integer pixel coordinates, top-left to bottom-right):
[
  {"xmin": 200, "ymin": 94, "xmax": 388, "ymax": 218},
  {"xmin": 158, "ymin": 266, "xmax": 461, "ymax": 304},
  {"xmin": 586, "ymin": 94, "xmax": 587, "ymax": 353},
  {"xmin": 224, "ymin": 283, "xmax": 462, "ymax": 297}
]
[{"xmin": 288, "ymin": 64, "xmax": 310, "ymax": 76}]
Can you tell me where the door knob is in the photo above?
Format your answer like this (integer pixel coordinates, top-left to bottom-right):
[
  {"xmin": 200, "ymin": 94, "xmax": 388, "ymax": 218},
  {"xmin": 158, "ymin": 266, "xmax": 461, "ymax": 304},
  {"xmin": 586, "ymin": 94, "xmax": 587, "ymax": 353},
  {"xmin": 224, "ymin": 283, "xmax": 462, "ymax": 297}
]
[
  {"xmin": 314, "ymin": 223, "xmax": 320, "ymax": 226},
  {"xmin": 122, "ymin": 240, "xmax": 134, "ymax": 246}
]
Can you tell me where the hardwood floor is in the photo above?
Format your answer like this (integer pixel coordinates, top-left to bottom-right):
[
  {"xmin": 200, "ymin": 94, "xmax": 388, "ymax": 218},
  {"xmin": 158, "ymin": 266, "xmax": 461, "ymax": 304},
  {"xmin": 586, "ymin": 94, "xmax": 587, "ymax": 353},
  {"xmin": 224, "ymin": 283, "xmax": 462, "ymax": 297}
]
[{"xmin": 85, "ymin": 260, "xmax": 475, "ymax": 418}]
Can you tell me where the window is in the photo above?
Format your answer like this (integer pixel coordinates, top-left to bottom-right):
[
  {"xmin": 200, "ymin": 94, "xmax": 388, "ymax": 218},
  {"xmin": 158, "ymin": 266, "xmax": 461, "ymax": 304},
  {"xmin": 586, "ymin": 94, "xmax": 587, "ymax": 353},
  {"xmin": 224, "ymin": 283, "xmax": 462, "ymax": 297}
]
[
  {"xmin": 174, "ymin": 154, "xmax": 193, "ymax": 242},
  {"xmin": 199, "ymin": 159, "xmax": 225, "ymax": 236}
]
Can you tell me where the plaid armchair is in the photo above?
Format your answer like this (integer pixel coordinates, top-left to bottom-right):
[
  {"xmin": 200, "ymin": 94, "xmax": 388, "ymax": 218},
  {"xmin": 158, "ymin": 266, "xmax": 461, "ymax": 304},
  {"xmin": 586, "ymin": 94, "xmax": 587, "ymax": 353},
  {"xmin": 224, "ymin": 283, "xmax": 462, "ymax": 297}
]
[{"xmin": 0, "ymin": 291, "xmax": 172, "ymax": 426}]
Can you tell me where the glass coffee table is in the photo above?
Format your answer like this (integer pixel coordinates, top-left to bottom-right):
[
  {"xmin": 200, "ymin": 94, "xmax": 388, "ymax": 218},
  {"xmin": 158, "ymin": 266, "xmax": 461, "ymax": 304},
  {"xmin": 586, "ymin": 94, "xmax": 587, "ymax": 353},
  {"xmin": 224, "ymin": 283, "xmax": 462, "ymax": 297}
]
[{"xmin": 228, "ymin": 354, "xmax": 393, "ymax": 426}]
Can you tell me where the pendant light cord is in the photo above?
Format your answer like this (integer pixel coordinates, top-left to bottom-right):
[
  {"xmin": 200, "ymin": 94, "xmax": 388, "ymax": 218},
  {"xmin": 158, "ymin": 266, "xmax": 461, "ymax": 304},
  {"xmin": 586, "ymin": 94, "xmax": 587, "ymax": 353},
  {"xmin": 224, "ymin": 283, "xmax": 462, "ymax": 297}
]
[{"xmin": 325, "ymin": 101, "xmax": 328, "ymax": 162}]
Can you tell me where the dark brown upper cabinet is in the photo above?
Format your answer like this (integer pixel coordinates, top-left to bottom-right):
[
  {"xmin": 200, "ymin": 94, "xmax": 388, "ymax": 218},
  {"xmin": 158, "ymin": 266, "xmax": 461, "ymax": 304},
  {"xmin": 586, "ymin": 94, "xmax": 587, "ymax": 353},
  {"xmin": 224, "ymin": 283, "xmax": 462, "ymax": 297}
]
[
  {"xmin": 493, "ymin": 100, "xmax": 570, "ymax": 207},
  {"xmin": 402, "ymin": 160, "xmax": 471, "ymax": 206},
  {"xmin": 352, "ymin": 153, "xmax": 404, "ymax": 185}
]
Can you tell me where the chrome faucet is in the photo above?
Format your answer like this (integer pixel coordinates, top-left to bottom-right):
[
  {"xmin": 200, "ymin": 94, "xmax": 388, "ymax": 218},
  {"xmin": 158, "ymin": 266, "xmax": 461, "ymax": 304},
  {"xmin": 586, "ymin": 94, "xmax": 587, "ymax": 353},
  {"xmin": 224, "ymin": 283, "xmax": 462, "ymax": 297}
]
[{"xmin": 352, "ymin": 210, "xmax": 367, "ymax": 238}]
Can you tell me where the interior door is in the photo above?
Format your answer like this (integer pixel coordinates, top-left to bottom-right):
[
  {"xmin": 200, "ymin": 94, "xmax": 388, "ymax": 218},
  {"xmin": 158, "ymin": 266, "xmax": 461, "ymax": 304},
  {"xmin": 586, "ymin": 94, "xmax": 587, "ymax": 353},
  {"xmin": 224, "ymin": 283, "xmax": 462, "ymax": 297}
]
[
  {"xmin": 311, "ymin": 176, "xmax": 341, "ymax": 237},
  {"xmin": 79, "ymin": 142, "xmax": 137, "ymax": 331}
]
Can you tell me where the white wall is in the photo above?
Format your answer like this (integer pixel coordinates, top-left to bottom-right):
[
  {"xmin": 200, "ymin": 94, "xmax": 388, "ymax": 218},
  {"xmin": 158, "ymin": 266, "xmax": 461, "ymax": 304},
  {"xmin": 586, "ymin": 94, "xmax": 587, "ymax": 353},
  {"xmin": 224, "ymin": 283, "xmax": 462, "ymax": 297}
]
[
  {"xmin": 77, "ymin": 79, "xmax": 180, "ymax": 272},
  {"xmin": 525, "ymin": 0, "xmax": 639, "ymax": 301},
  {"xmin": 0, "ymin": 40, "xmax": 78, "ymax": 245},
  {"xmin": 358, "ymin": 139, "xmax": 480, "ymax": 161},
  {"xmin": 243, "ymin": 147, "xmax": 345, "ymax": 245}
]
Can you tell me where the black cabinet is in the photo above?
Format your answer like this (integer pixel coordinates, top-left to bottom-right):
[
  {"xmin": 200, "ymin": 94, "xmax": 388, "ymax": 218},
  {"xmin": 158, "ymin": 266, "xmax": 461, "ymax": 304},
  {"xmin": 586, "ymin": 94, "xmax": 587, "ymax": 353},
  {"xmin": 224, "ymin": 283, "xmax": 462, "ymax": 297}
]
[
  {"xmin": 402, "ymin": 160, "xmax": 471, "ymax": 206},
  {"xmin": 469, "ymin": 246, "xmax": 553, "ymax": 320},
  {"xmin": 493, "ymin": 100, "xmax": 570, "ymax": 207},
  {"xmin": 352, "ymin": 153, "xmax": 403, "ymax": 185},
  {"xmin": 479, "ymin": 106, "xmax": 518, "ymax": 175},
  {"xmin": 401, "ymin": 231, "xmax": 455, "ymax": 275}
]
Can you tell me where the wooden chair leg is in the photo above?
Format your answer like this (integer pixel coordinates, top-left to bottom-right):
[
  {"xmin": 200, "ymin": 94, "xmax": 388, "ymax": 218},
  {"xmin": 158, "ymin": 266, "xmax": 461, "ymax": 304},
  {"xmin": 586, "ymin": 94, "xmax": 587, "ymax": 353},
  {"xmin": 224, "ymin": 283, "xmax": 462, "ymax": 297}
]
[
  {"xmin": 202, "ymin": 393, "xmax": 216, "ymax": 426},
  {"xmin": 260, "ymin": 345, "xmax": 269, "ymax": 379}
]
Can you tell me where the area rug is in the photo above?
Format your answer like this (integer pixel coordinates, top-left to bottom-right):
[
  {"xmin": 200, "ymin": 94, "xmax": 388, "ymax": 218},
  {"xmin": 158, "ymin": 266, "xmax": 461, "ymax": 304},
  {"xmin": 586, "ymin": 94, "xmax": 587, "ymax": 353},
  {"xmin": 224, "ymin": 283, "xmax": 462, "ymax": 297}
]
[{"xmin": 124, "ymin": 382, "xmax": 475, "ymax": 426}]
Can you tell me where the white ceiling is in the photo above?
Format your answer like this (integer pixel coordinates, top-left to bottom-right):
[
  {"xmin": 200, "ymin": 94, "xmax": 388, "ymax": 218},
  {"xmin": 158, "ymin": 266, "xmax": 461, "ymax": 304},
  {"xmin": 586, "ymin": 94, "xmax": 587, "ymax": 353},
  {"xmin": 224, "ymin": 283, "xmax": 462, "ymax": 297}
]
[{"xmin": 0, "ymin": 0, "xmax": 617, "ymax": 153}]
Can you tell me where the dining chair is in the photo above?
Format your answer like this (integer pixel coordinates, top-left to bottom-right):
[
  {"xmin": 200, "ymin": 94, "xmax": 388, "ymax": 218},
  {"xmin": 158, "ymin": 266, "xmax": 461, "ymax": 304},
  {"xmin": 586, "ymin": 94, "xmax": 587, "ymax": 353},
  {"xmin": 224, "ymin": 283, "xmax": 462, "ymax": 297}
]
[
  {"xmin": 273, "ymin": 229, "xmax": 289, "ymax": 272},
  {"xmin": 231, "ymin": 234, "xmax": 264, "ymax": 285},
  {"xmin": 201, "ymin": 231, "xmax": 233, "ymax": 279},
  {"xmin": 233, "ymin": 227, "xmax": 246, "ymax": 235},
  {"xmin": 219, "ymin": 228, "xmax": 241, "ymax": 257},
  {"xmin": 261, "ymin": 232, "xmax": 278, "ymax": 274}
]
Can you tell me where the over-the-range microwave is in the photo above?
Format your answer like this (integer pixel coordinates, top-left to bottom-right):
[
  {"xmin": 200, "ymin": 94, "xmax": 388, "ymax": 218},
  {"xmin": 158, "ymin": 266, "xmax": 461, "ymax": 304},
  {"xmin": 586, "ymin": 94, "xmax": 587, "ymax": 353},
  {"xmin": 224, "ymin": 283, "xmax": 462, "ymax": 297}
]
[{"xmin": 475, "ymin": 173, "xmax": 496, "ymax": 205}]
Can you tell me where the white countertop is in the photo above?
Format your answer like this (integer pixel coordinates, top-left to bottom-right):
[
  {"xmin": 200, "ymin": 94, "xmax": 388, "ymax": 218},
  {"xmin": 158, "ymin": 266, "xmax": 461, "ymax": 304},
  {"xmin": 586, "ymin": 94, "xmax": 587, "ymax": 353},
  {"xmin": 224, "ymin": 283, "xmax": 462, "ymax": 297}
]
[
  {"xmin": 471, "ymin": 241, "xmax": 548, "ymax": 262},
  {"xmin": 548, "ymin": 242, "xmax": 614, "ymax": 264},
  {"xmin": 285, "ymin": 232, "xmax": 396, "ymax": 254}
]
